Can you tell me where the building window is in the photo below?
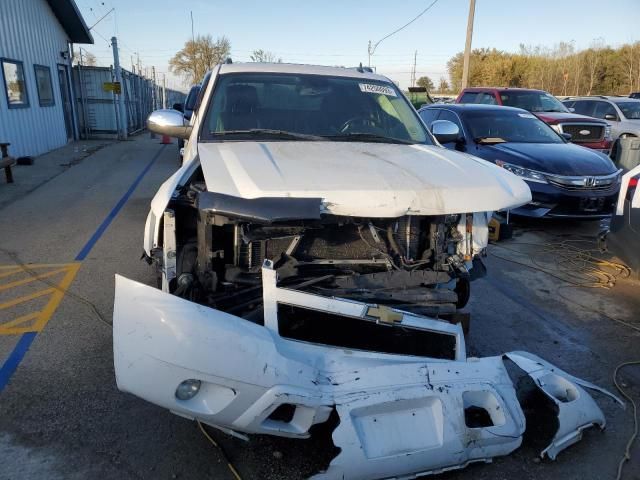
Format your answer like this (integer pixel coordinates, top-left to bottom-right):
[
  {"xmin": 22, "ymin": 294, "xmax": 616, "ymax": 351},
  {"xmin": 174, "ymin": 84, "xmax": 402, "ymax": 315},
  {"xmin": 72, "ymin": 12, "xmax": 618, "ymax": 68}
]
[
  {"xmin": 34, "ymin": 65, "xmax": 54, "ymax": 107},
  {"xmin": 1, "ymin": 59, "xmax": 29, "ymax": 108}
]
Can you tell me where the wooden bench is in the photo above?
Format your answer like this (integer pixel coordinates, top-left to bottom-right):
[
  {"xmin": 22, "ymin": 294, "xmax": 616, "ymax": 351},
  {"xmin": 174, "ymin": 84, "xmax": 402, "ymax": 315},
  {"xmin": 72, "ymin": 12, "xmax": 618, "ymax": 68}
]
[{"xmin": 0, "ymin": 143, "xmax": 16, "ymax": 183}]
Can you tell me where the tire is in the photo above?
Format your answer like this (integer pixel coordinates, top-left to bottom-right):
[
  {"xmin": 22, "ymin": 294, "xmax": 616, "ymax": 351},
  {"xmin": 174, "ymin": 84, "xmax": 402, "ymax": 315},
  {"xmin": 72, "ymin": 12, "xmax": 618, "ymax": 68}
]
[{"xmin": 455, "ymin": 277, "xmax": 471, "ymax": 309}]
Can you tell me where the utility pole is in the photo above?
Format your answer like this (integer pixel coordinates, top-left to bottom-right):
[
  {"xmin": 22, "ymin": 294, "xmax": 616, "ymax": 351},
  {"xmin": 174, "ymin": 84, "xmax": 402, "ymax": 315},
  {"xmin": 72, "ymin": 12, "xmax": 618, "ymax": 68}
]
[
  {"xmin": 162, "ymin": 74, "xmax": 167, "ymax": 109},
  {"xmin": 152, "ymin": 66, "xmax": 157, "ymax": 110},
  {"xmin": 461, "ymin": 0, "xmax": 476, "ymax": 90},
  {"xmin": 111, "ymin": 36, "xmax": 127, "ymax": 139},
  {"xmin": 190, "ymin": 11, "xmax": 195, "ymax": 42},
  {"xmin": 411, "ymin": 50, "xmax": 417, "ymax": 88}
]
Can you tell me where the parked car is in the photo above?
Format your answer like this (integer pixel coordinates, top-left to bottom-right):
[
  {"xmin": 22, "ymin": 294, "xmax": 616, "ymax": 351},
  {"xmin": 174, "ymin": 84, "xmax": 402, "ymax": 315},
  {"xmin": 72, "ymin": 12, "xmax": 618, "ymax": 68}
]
[
  {"xmin": 456, "ymin": 87, "xmax": 613, "ymax": 153},
  {"xmin": 561, "ymin": 96, "xmax": 640, "ymax": 148},
  {"xmin": 418, "ymin": 104, "xmax": 621, "ymax": 219},
  {"xmin": 630, "ymin": 92, "xmax": 640, "ymax": 99},
  {"xmin": 114, "ymin": 63, "xmax": 615, "ymax": 479}
]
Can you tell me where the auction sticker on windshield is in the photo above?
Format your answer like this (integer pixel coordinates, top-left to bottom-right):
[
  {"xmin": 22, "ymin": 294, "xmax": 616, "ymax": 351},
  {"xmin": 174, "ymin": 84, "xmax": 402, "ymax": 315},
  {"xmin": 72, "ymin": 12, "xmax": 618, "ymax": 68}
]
[{"xmin": 359, "ymin": 83, "xmax": 397, "ymax": 96}]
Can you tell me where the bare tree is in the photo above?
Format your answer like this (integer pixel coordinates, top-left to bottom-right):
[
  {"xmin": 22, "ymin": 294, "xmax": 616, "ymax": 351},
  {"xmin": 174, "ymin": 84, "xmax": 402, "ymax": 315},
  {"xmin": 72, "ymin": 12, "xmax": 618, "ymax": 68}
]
[
  {"xmin": 73, "ymin": 51, "xmax": 97, "ymax": 66},
  {"xmin": 438, "ymin": 77, "xmax": 450, "ymax": 93},
  {"xmin": 621, "ymin": 43, "xmax": 636, "ymax": 94},
  {"xmin": 170, "ymin": 35, "xmax": 231, "ymax": 85},
  {"xmin": 584, "ymin": 39, "xmax": 604, "ymax": 95},
  {"xmin": 250, "ymin": 49, "xmax": 282, "ymax": 63}
]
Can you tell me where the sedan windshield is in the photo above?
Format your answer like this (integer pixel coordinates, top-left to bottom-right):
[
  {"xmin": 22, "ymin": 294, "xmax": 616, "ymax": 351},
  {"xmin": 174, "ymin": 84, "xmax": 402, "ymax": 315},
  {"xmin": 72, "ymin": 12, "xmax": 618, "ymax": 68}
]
[
  {"xmin": 464, "ymin": 110, "xmax": 564, "ymax": 144},
  {"xmin": 202, "ymin": 72, "xmax": 430, "ymax": 144},
  {"xmin": 617, "ymin": 102, "xmax": 640, "ymax": 119},
  {"xmin": 499, "ymin": 91, "xmax": 568, "ymax": 113}
]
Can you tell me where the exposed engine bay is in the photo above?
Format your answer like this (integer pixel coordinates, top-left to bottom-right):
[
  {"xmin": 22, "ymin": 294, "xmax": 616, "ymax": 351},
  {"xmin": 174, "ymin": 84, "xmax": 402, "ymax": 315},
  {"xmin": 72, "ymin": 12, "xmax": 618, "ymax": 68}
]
[{"xmin": 151, "ymin": 170, "xmax": 490, "ymax": 329}]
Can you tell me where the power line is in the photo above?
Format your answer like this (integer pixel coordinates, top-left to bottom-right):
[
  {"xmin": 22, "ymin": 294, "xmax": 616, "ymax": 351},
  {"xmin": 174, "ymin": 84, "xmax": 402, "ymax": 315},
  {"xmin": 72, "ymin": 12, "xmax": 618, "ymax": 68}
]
[{"xmin": 368, "ymin": 0, "xmax": 440, "ymax": 65}]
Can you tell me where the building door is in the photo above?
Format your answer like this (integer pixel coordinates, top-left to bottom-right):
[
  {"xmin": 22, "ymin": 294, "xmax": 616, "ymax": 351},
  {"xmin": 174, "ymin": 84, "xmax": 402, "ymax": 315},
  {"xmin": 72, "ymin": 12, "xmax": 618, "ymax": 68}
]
[{"xmin": 57, "ymin": 65, "xmax": 73, "ymax": 141}]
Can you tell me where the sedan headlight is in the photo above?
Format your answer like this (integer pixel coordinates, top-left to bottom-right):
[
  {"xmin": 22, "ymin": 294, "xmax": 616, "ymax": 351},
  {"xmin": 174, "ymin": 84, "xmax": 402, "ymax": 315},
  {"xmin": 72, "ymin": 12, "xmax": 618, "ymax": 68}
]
[{"xmin": 495, "ymin": 160, "xmax": 548, "ymax": 183}]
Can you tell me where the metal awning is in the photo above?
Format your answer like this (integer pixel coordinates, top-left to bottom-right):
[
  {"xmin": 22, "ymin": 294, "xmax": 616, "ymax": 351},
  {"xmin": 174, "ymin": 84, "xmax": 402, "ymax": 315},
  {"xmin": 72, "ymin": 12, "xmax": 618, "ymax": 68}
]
[{"xmin": 45, "ymin": 0, "xmax": 93, "ymax": 44}]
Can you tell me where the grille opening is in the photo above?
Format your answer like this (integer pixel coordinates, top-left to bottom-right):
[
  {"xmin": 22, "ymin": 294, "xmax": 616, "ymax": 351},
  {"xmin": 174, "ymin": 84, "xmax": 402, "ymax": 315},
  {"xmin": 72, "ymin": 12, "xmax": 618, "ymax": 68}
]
[
  {"xmin": 277, "ymin": 303, "xmax": 457, "ymax": 359},
  {"xmin": 561, "ymin": 124, "xmax": 604, "ymax": 142},
  {"xmin": 462, "ymin": 391, "xmax": 506, "ymax": 428},
  {"xmin": 464, "ymin": 406, "xmax": 494, "ymax": 428},
  {"xmin": 268, "ymin": 403, "xmax": 297, "ymax": 423}
]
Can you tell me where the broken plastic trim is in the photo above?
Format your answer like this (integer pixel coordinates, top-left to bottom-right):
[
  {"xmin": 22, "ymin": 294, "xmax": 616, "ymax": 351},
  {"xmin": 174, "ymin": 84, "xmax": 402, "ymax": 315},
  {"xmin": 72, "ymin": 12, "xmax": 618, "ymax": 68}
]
[{"xmin": 113, "ymin": 263, "xmax": 622, "ymax": 479}]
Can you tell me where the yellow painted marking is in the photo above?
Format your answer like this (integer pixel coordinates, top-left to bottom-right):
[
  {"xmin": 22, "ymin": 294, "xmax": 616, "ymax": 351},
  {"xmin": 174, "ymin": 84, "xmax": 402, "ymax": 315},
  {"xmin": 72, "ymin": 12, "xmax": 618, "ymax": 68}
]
[
  {"xmin": 0, "ymin": 268, "xmax": 23, "ymax": 280},
  {"xmin": 0, "ymin": 288, "xmax": 55, "ymax": 310},
  {"xmin": 0, "ymin": 263, "xmax": 81, "ymax": 335},
  {"xmin": 0, "ymin": 267, "xmax": 69, "ymax": 293},
  {"xmin": 1, "ymin": 312, "xmax": 41, "ymax": 330},
  {"xmin": 0, "ymin": 263, "xmax": 75, "ymax": 270}
]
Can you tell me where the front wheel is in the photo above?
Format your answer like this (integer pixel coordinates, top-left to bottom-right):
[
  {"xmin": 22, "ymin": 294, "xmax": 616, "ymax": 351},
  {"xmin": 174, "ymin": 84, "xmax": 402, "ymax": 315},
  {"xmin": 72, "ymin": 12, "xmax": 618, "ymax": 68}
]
[{"xmin": 455, "ymin": 277, "xmax": 471, "ymax": 309}]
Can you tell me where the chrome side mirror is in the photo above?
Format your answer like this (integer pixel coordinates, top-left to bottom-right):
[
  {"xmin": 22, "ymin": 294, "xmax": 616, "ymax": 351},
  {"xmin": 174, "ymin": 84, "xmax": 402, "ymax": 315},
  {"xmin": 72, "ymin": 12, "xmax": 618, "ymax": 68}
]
[
  {"xmin": 431, "ymin": 120, "xmax": 461, "ymax": 144},
  {"xmin": 147, "ymin": 109, "xmax": 193, "ymax": 140},
  {"xmin": 604, "ymin": 113, "xmax": 618, "ymax": 121}
]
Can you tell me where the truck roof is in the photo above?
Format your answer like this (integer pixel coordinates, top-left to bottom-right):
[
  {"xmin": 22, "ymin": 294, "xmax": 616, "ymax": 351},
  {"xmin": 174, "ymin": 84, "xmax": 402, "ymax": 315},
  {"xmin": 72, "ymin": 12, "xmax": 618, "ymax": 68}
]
[
  {"xmin": 460, "ymin": 87, "xmax": 546, "ymax": 93},
  {"xmin": 218, "ymin": 62, "xmax": 391, "ymax": 82}
]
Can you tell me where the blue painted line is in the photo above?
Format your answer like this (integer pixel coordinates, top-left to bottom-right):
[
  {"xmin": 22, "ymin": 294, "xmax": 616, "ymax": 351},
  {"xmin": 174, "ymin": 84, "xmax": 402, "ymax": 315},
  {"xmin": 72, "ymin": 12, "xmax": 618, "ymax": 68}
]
[
  {"xmin": 0, "ymin": 145, "xmax": 165, "ymax": 392},
  {"xmin": 0, "ymin": 332, "xmax": 37, "ymax": 390},
  {"xmin": 75, "ymin": 146, "xmax": 165, "ymax": 261}
]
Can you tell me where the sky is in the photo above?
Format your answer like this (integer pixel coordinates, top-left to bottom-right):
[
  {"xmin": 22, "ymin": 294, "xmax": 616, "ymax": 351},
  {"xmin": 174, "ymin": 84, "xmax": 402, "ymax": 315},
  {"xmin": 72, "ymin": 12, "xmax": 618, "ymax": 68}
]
[{"xmin": 75, "ymin": 0, "xmax": 640, "ymax": 92}]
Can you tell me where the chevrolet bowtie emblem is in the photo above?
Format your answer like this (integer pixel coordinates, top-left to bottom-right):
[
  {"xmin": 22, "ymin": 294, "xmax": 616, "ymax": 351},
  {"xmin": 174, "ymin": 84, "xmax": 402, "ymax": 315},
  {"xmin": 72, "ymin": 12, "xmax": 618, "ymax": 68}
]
[{"xmin": 367, "ymin": 305, "xmax": 403, "ymax": 324}]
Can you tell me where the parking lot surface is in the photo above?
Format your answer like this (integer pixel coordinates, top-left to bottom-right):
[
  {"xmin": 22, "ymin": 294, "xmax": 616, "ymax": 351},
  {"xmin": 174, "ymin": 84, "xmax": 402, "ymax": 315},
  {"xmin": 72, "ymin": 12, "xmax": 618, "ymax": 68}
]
[{"xmin": 0, "ymin": 134, "xmax": 638, "ymax": 480}]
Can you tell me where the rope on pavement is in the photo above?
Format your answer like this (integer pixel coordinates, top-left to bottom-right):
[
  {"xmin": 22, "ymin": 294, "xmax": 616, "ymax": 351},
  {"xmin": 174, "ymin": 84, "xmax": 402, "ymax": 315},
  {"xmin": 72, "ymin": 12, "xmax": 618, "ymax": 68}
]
[
  {"xmin": 197, "ymin": 421, "xmax": 242, "ymax": 480},
  {"xmin": 0, "ymin": 247, "xmax": 112, "ymax": 328},
  {"xmin": 489, "ymin": 240, "xmax": 640, "ymax": 333},
  {"xmin": 614, "ymin": 360, "xmax": 640, "ymax": 480}
]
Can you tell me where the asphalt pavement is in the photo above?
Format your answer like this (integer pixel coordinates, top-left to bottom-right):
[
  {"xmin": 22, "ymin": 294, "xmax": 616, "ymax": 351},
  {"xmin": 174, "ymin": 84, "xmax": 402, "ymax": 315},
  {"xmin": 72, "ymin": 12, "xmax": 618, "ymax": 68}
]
[{"xmin": 0, "ymin": 134, "xmax": 638, "ymax": 480}]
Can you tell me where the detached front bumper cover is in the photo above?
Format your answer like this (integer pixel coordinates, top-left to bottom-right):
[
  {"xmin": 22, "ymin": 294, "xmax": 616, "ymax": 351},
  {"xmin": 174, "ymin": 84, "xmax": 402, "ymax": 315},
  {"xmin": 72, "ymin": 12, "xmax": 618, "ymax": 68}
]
[{"xmin": 113, "ymin": 262, "xmax": 622, "ymax": 479}]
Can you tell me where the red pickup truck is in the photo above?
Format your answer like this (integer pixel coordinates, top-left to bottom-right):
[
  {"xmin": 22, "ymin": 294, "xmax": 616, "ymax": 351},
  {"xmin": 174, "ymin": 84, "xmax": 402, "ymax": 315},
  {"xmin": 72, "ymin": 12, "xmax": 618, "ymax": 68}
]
[{"xmin": 456, "ymin": 87, "xmax": 612, "ymax": 153}]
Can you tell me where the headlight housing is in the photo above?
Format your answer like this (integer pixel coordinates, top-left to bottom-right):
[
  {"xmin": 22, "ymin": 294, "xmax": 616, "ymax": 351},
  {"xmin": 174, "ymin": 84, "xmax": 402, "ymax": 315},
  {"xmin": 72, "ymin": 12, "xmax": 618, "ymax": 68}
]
[
  {"xmin": 604, "ymin": 124, "xmax": 612, "ymax": 140},
  {"xmin": 549, "ymin": 125, "xmax": 562, "ymax": 134},
  {"xmin": 495, "ymin": 160, "xmax": 548, "ymax": 183}
]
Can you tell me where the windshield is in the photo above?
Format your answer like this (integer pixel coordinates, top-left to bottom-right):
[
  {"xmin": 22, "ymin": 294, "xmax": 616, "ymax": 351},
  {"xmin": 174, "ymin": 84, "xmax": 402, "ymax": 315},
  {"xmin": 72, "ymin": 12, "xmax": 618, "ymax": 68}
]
[
  {"xmin": 464, "ymin": 110, "xmax": 565, "ymax": 144},
  {"xmin": 617, "ymin": 102, "xmax": 640, "ymax": 119},
  {"xmin": 499, "ymin": 91, "xmax": 568, "ymax": 113},
  {"xmin": 201, "ymin": 72, "xmax": 430, "ymax": 144}
]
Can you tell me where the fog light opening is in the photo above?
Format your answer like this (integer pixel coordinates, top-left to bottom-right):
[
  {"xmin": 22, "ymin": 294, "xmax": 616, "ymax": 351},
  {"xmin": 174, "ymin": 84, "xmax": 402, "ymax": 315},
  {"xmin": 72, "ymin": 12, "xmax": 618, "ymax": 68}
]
[{"xmin": 175, "ymin": 379, "xmax": 201, "ymax": 400}]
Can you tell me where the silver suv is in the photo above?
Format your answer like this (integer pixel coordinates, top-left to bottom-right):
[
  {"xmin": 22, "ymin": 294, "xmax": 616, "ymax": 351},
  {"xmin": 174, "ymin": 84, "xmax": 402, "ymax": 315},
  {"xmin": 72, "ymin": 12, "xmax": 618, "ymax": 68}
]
[{"xmin": 562, "ymin": 96, "xmax": 640, "ymax": 141}]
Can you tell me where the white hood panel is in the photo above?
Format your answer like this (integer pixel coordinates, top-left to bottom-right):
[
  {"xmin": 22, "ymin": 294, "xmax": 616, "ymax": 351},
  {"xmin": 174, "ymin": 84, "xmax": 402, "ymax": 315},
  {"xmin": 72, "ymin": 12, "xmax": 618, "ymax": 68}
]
[{"xmin": 197, "ymin": 141, "xmax": 531, "ymax": 217}]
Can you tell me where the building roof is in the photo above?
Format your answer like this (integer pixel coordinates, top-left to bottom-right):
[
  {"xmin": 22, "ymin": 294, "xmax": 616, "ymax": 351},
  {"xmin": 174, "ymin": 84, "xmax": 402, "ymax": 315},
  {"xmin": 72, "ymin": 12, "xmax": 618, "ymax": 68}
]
[{"xmin": 45, "ymin": 0, "xmax": 93, "ymax": 44}]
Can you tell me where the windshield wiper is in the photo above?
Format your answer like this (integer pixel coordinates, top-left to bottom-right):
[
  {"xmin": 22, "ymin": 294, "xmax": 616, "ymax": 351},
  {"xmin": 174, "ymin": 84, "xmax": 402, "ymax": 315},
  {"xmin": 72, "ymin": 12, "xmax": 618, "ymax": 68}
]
[
  {"xmin": 209, "ymin": 129, "xmax": 326, "ymax": 141},
  {"xmin": 323, "ymin": 133, "xmax": 415, "ymax": 144},
  {"xmin": 475, "ymin": 137, "xmax": 507, "ymax": 144}
]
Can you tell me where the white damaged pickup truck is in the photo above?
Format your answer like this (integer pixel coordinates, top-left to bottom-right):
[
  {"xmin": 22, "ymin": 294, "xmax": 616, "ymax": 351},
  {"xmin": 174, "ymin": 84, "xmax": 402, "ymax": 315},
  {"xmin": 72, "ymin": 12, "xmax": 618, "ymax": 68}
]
[{"xmin": 114, "ymin": 63, "xmax": 622, "ymax": 478}]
